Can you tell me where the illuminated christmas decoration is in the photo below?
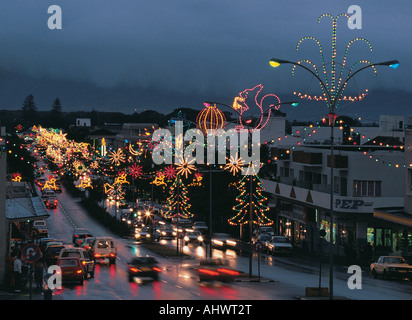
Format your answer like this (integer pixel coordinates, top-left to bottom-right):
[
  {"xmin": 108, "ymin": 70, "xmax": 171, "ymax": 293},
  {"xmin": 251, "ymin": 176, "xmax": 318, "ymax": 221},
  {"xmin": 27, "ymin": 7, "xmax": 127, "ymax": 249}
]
[
  {"xmin": 292, "ymin": 14, "xmax": 376, "ymax": 109},
  {"xmin": 43, "ymin": 178, "xmax": 59, "ymax": 191},
  {"xmin": 90, "ymin": 160, "xmax": 100, "ymax": 170},
  {"xmin": 232, "ymin": 84, "xmax": 281, "ymax": 131},
  {"xmin": 164, "ymin": 176, "xmax": 193, "ymax": 219},
  {"xmin": 11, "ymin": 173, "xmax": 22, "ymax": 182},
  {"xmin": 108, "ymin": 148, "xmax": 126, "ymax": 166},
  {"xmin": 224, "ymin": 154, "xmax": 244, "ymax": 176},
  {"xmin": 129, "ymin": 142, "xmax": 143, "ymax": 157},
  {"xmin": 152, "ymin": 172, "xmax": 167, "ymax": 187},
  {"xmin": 228, "ymin": 174, "xmax": 273, "ymax": 226},
  {"xmin": 188, "ymin": 172, "xmax": 203, "ymax": 187},
  {"xmin": 113, "ymin": 171, "xmax": 129, "ymax": 186},
  {"xmin": 163, "ymin": 165, "xmax": 177, "ymax": 180},
  {"xmin": 101, "ymin": 138, "xmax": 107, "ymax": 157},
  {"xmin": 104, "ymin": 183, "xmax": 114, "ymax": 194},
  {"xmin": 175, "ymin": 156, "xmax": 196, "ymax": 179},
  {"xmin": 129, "ymin": 163, "xmax": 143, "ymax": 179},
  {"xmin": 77, "ymin": 176, "xmax": 93, "ymax": 189},
  {"xmin": 196, "ymin": 103, "xmax": 226, "ymax": 134}
]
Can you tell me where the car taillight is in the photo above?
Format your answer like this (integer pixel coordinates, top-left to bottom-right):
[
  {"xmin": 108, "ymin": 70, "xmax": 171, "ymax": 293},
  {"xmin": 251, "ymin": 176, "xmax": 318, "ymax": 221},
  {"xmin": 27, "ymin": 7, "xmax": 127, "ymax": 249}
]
[
  {"xmin": 152, "ymin": 267, "xmax": 162, "ymax": 272},
  {"xmin": 76, "ymin": 269, "xmax": 83, "ymax": 274},
  {"xmin": 130, "ymin": 267, "xmax": 140, "ymax": 273},
  {"xmin": 82, "ymin": 261, "xmax": 86, "ymax": 265},
  {"xmin": 94, "ymin": 253, "xmax": 100, "ymax": 258},
  {"xmin": 199, "ymin": 269, "xmax": 219, "ymax": 276},
  {"xmin": 217, "ymin": 268, "xmax": 239, "ymax": 276},
  {"xmin": 109, "ymin": 253, "xmax": 115, "ymax": 257}
]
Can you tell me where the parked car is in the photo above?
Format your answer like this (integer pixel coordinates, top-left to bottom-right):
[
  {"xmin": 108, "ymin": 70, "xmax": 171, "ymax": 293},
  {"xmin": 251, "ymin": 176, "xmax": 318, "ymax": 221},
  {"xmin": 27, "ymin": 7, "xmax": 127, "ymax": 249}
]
[
  {"xmin": 252, "ymin": 233, "xmax": 273, "ymax": 245},
  {"xmin": 127, "ymin": 256, "xmax": 162, "ymax": 281},
  {"xmin": 58, "ymin": 247, "xmax": 95, "ymax": 278},
  {"xmin": 184, "ymin": 230, "xmax": 203, "ymax": 245},
  {"xmin": 257, "ymin": 226, "xmax": 275, "ymax": 236},
  {"xmin": 197, "ymin": 259, "xmax": 240, "ymax": 282},
  {"xmin": 265, "ymin": 236, "xmax": 293, "ymax": 255},
  {"xmin": 370, "ymin": 256, "xmax": 412, "ymax": 280},
  {"xmin": 57, "ymin": 257, "xmax": 85, "ymax": 285},
  {"xmin": 91, "ymin": 237, "xmax": 117, "ymax": 264}
]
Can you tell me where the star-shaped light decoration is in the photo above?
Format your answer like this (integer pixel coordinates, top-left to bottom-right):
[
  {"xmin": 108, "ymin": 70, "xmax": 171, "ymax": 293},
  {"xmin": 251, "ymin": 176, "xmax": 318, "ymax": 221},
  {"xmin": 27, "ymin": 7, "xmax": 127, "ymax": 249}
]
[
  {"xmin": 129, "ymin": 163, "xmax": 143, "ymax": 179},
  {"xmin": 163, "ymin": 165, "xmax": 177, "ymax": 180},
  {"xmin": 175, "ymin": 156, "xmax": 196, "ymax": 179}
]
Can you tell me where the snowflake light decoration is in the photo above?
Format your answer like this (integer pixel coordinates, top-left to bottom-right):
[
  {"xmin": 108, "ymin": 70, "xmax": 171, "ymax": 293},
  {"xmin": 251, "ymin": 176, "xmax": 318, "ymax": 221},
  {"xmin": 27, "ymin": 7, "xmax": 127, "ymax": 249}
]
[
  {"xmin": 163, "ymin": 165, "xmax": 177, "ymax": 180},
  {"xmin": 175, "ymin": 156, "xmax": 196, "ymax": 179},
  {"xmin": 224, "ymin": 154, "xmax": 244, "ymax": 176},
  {"xmin": 129, "ymin": 163, "xmax": 143, "ymax": 179}
]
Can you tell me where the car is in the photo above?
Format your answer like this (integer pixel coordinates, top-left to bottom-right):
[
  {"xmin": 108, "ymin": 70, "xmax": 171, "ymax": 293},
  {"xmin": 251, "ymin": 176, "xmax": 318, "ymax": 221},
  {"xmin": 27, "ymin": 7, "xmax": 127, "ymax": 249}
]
[
  {"xmin": 41, "ymin": 189, "xmax": 56, "ymax": 202},
  {"xmin": 127, "ymin": 256, "xmax": 162, "ymax": 281},
  {"xmin": 211, "ymin": 233, "xmax": 237, "ymax": 249},
  {"xmin": 370, "ymin": 256, "xmax": 412, "ymax": 280},
  {"xmin": 134, "ymin": 226, "xmax": 159, "ymax": 242},
  {"xmin": 57, "ymin": 257, "xmax": 85, "ymax": 285},
  {"xmin": 197, "ymin": 259, "xmax": 240, "ymax": 282},
  {"xmin": 45, "ymin": 244, "xmax": 65, "ymax": 266},
  {"xmin": 265, "ymin": 236, "xmax": 293, "ymax": 255},
  {"xmin": 58, "ymin": 247, "xmax": 95, "ymax": 278},
  {"xmin": 82, "ymin": 237, "xmax": 96, "ymax": 255},
  {"xmin": 256, "ymin": 226, "xmax": 275, "ymax": 236},
  {"xmin": 45, "ymin": 196, "xmax": 58, "ymax": 209},
  {"xmin": 157, "ymin": 225, "xmax": 174, "ymax": 239},
  {"xmin": 36, "ymin": 177, "xmax": 46, "ymax": 187},
  {"xmin": 33, "ymin": 220, "xmax": 49, "ymax": 237},
  {"xmin": 184, "ymin": 230, "xmax": 203, "ymax": 245},
  {"xmin": 252, "ymin": 233, "xmax": 272, "ymax": 245},
  {"xmin": 91, "ymin": 237, "xmax": 117, "ymax": 264},
  {"xmin": 40, "ymin": 238, "xmax": 58, "ymax": 253},
  {"xmin": 72, "ymin": 228, "xmax": 93, "ymax": 247},
  {"xmin": 193, "ymin": 221, "xmax": 208, "ymax": 233},
  {"xmin": 54, "ymin": 183, "xmax": 62, "ymax": 193}
]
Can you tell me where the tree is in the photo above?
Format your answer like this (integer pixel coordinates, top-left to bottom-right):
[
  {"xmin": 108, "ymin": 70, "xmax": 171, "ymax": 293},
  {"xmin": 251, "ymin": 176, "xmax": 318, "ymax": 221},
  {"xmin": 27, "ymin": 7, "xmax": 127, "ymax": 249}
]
[
  {"xmin": 22, "ymin": 94, "xmax": 37, "ymax": 125},
  {"xmin": 228, "ymin": 174, "xmax": 273, "ymax": 227}
]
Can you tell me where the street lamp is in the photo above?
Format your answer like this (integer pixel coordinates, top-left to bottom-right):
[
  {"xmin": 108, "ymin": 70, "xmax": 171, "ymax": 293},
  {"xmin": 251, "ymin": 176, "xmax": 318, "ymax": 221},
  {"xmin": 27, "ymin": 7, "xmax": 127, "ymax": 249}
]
[
  {"xmin": 269, "ymin": 57, "xmax": 399, "ymax": 298},
  {"xmin": 203, "ymin": 99, "xmax": 298, "ymax": 278}
]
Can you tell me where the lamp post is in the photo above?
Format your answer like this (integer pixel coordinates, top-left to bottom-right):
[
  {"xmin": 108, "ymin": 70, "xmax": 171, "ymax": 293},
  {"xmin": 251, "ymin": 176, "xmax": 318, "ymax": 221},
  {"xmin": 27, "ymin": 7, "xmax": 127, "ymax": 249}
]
[
  {"xmin": 269, "ymin": 57, "xmax": 399, "ymax": 299},
  {"xmin": 203, "ymin": 100, "xmax": 298, "ymax": 278}
]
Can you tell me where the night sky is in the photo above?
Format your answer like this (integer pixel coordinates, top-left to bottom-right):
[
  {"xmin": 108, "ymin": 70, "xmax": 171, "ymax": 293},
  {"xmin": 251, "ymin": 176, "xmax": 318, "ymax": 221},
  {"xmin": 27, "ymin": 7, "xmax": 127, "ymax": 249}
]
[{"xmin": 0, "ymin": 0, "xmax": 410, "ymax": 121}]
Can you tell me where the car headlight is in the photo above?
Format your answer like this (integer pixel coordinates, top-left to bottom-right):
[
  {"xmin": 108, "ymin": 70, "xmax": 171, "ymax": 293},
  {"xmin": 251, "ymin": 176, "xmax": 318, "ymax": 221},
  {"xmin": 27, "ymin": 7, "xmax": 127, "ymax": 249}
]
[
  {"xmin": 146, "ymin": 234, "xmax": 151, "ymax": 238},
  {"xmin": 198, "ymin": 236, "xmax": 203, "ymax": 242},
  {"xmin": 184, "ymin": 236, "xmax": 189, "ymax": 241},
  {"xmin": 162, "ymin": 231, "xmax": 166, "ymax": 236},
  {"xmin": 135, "ymin": 234, "xmax": 140, "ymax": 238}
]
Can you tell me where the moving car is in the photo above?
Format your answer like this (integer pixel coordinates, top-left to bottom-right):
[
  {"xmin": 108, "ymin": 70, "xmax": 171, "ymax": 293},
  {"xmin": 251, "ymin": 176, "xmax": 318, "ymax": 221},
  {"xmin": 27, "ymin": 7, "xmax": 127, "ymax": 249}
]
[
  {"xmin": 127, "ymin": 256, "xmax": 162, "ymax": 281},
  {"xmin": 58, "ymin": 247, "xmax": 95, "ymax": 278},
  {"xmin": 370, "ymin": 256, "xmax": 412, "ymax": 280},
  {"xmin": 265, "ymin": 236, "xmax": 293, "ymax": 255},
  {"xmin": 211, "ymin": 233, "xmax": 237, "ymax": 249},
  {"xmin": 184, "ymin": 230, "xmax": 203, "ymax": 245},
  {"xmin": 45, "ymin": 244, "xmax": 65, "ymax": 266},
  {"xmin": 197, "ymin": 259, "xmax": 240, "ymax": 282},
  {"xmin": 72, "ymin": 228, "xmax": 93, "ymax": 247},
  {"xmin": 157, "ymin": 224, "xmax": 174, "ymax": 239},
  {"xmin": 57, "ymin": 257, "xmax": 85, "ymax": 285},
  {"xmin": 33, "ymin": 220, "xmax": 49, "ymax": 237},
  {"xmin": 193, "ymin": 221, "xmax": 208, "ymax": 233},
  {"xmin": 45, "ymin": 196, "xmax": 58, "ymax": 209},
  {"xmin": 91, "ymin": 237, "xmax": 117, "ymax": 264}
]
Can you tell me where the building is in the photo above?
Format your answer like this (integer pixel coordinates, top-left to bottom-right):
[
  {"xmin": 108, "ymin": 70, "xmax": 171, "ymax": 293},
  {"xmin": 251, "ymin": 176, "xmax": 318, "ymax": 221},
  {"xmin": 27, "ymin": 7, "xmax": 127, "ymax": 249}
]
[
  {"xmin": 261, "ymin": 115, "xmax": 407, "ymax": 259},
  {"xmin": 114, "ymin": 123, "xmax": 159, "ymax": 148}
]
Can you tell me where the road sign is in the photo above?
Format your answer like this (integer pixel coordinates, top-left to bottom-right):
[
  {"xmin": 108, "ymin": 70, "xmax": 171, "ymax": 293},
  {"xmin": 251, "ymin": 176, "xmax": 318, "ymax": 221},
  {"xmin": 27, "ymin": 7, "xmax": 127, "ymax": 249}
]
[
  {"xmin": 22, "ymin": 243, "xmax": 42, "ymax": 263},
  {"xmin": 253, "ymin": 241, "xmax": 264, "ymax": 253}
]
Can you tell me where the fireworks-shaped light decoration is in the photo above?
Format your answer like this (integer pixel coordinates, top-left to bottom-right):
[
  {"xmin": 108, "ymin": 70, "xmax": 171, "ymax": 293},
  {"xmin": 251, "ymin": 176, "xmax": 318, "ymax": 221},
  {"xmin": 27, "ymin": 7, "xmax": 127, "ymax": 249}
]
[
  {"xmin": 164, "ymin": 176, "xmax": 193, "ymax": 219},
  {"xmin": 163, "ymin": 165, "xmax": 177, "ymax": 180},
  {"xmin": 228, "ymin": 174, "xmax": 273, "ymax": 226},
  {"xmin": 196, "ymin": 103, "xmax": 226, "ymax": 134},
  {"xmin": 175, "ymin": 156, "xmax": 196, "ymax": 179},
  {"xmin": 108, "ymin": 148, "xmax": 126, "ymax": 166},
  {"xmin": 129, "ymin": 163, "xmax": 143, "ymax": 179},
  {"xmin": 224, "ymin": 154, "xmax": 244, "ymax": 176},
  {"xmin": 291, "ymin": 13, "xmax": 376, "ymax": 110}
]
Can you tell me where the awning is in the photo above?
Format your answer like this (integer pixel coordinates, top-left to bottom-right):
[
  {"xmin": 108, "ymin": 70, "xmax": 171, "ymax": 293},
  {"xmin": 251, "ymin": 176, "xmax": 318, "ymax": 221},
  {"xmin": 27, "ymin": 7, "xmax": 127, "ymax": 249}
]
[
  {"xmin": 373, "ymin": 208, "xmax": 412, "ymax": 228},
  {"xmin": 6, "ymin": 197, "xmax": 50, "ymax": 222}
]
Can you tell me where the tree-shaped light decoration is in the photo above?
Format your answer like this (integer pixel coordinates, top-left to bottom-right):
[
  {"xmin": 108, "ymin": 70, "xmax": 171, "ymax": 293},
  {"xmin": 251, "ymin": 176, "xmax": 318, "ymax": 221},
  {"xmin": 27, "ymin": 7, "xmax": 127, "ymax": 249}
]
[
  {"xmin": 228, "ymin": 174, "xmax": 273, "ymax": 226},
  {"xmin": 164, "ymin": 176, "xmax": 193, "ymax": 219},
  {"xmin": 291, "ymin": 13, "xmax": 376, "ymax": 110}
]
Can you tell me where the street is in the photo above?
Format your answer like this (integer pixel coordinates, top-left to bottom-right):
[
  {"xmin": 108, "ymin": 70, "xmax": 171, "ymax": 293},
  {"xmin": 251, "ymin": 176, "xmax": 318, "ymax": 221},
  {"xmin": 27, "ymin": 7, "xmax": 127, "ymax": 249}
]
[{"xmin": 28, "ymin": 182, "xmax": 412, "ymax": 300}]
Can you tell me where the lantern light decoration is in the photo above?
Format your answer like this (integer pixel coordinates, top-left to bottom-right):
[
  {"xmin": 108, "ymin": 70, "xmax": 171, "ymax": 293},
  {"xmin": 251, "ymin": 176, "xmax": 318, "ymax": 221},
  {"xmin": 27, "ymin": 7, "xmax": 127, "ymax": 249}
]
[{"xmin": 196, "ymin": 103, "xmax": 226, "ymax": 134}]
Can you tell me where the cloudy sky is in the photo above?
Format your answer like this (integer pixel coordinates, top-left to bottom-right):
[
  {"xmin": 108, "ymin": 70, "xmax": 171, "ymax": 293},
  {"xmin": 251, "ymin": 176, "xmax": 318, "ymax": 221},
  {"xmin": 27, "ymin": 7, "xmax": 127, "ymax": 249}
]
[{"xmin": 0, "ymin": 0, "xmax": 409, "ymax": 121}]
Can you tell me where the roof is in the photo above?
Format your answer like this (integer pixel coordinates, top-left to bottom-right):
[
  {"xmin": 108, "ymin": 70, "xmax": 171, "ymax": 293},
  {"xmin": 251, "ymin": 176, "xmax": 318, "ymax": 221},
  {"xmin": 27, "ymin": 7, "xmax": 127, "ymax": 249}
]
[{"xmin": 6, "ymin": 196, "xmax": 50, "ymax": 222}]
